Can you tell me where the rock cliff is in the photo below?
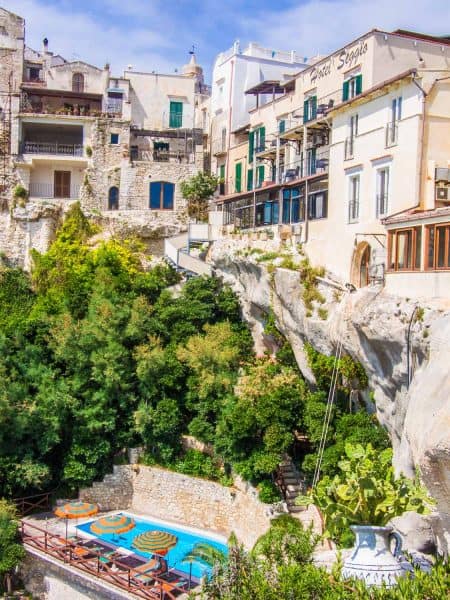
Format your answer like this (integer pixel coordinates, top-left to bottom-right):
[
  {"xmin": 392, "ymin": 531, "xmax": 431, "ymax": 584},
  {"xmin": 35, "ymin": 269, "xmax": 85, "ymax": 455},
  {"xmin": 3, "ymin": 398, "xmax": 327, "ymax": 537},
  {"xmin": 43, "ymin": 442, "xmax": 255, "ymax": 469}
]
[{"xmin": 210, "ymin": 237, "xmax": 450, "ymax": 555}]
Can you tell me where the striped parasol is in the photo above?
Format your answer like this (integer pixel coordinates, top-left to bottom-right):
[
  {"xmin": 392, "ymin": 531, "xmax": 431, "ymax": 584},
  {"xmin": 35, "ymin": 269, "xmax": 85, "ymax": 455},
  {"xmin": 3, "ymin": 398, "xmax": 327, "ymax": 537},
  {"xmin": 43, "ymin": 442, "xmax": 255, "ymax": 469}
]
[
  {"xmin": 132, "ymin": 530, "xmax": 177, "ymax": 555},
  {"xmin": 90, "ymin": 514, "xmax": 135, "ymax": 535},
  {"xmin": 54, "ymin": 501, "xmax": 99, "ymax": 519}
]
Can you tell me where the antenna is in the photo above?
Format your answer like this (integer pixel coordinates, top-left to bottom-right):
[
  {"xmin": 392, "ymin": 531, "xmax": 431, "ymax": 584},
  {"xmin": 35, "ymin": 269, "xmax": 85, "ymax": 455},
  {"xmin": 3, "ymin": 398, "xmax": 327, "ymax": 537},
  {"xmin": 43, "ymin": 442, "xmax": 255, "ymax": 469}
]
[{"xmin": 189, "ymin": 44, "xmax": 196, "ymax": 55}]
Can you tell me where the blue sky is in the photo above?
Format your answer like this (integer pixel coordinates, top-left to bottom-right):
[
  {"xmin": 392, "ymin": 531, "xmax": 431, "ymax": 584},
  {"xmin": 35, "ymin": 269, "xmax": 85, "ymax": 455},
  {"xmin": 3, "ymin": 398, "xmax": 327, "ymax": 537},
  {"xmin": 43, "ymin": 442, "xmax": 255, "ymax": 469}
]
[{"xmin": 3, "ymin": 0, "xmax": 450, "ymax": 79}]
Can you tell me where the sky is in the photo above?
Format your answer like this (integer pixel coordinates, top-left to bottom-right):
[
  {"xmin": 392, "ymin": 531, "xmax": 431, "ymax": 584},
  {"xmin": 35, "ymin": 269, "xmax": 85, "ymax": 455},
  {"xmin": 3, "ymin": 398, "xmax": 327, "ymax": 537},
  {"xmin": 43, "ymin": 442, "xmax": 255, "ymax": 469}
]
[{"xmin": 3, "ymin": 0, "xmax": 450, "ymax": 80}]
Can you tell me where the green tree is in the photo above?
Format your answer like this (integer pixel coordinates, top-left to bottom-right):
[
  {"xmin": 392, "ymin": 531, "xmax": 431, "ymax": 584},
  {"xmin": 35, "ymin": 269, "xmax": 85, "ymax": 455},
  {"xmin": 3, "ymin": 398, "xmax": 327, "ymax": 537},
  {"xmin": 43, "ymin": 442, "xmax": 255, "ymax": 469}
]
[
  {"xmin": 180, "ymin": 172, "xmax": 219, "ymax": 221},
  {"xmin": 0, "ymin": 500, "xmax": 25, "ymax": 594}
]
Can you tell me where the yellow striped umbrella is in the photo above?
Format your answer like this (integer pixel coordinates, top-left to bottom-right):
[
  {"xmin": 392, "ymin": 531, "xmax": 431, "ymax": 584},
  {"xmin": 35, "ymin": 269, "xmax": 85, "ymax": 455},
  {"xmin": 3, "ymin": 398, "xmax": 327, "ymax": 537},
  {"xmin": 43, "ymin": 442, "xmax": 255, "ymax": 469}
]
[
  {"xmin": 132, "ymin": 530, "xmax": 177, "ymax": 555},
  {"xmin": 54, "ymin": 501, "xmax": 99, "ymax": 519},
  {"xmin": 90, "ymin": 514, "xmax": 135, "ymax": 535}
]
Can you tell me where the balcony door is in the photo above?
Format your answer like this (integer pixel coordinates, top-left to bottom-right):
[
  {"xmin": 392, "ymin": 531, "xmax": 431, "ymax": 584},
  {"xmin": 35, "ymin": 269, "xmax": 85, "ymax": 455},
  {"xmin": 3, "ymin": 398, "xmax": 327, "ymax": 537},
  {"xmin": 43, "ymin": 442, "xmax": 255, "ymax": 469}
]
[{"xmin": 54, "ymin": 171, "xmax": 71, "ymax": 198}]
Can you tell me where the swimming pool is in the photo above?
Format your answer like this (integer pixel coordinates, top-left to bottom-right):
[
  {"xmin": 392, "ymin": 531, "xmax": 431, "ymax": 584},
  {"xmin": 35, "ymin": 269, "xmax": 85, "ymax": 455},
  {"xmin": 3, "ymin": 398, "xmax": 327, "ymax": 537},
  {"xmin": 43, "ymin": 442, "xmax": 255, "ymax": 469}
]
[{"xmin": 77, "ymin": 513, "xmax": 228, "ymax": 579}]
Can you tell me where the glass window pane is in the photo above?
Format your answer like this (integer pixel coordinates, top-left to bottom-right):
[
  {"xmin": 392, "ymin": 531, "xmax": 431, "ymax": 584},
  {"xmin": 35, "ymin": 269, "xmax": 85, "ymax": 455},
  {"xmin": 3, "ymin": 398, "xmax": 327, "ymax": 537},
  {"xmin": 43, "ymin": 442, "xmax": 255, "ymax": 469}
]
[
  {"xmin": 414, "ymin": 227, "xmax": 422, "ymax": 269},
  {"xmin": 282, "ymin": 197, "xmax": 290, "ymax": 224},
  {"xmin": 427, "ymin": 227, "xmax": 435, "ymax": 269},
  {"xmin": 272, "ymin": 201, "xmax": 279, "ymax": 225},
  {"xmin": 437, "ymin": 226, "xmax": 446, "ymax": 268},
  {"xmin": 292, "ymin": 197, "xmax": 300, "ymax": 223},
  {"xmin": 397, "ymin": 231, "xmax": 411, "ymax": 269}
]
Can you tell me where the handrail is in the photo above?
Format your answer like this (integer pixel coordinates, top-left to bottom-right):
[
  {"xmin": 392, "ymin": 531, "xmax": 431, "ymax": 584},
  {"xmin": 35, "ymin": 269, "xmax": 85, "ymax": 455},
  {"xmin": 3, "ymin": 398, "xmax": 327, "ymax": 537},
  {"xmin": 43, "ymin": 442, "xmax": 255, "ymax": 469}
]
[
  {"xmin": 20, "ymin": 520, "xmax": 181, "ymax": 599},
  {"xmin": 13, "ymin": 490, "xmax": 56, "ymax": 516}
]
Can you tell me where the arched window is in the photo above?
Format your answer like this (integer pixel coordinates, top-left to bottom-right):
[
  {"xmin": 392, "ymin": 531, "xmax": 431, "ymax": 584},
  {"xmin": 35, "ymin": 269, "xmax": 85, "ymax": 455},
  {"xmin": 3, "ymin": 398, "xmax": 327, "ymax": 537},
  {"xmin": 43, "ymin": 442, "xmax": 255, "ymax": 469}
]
[
  {"xmin": 72, "ymin": 72, "xmax": 84, "ymax": 93},
  {"xmin": 149, "ymin": 181, "xmax": 174, "ymax": 210},
  {"xmin": 108, "ymin": 186, "xmax": 119, "ymax": 210}
]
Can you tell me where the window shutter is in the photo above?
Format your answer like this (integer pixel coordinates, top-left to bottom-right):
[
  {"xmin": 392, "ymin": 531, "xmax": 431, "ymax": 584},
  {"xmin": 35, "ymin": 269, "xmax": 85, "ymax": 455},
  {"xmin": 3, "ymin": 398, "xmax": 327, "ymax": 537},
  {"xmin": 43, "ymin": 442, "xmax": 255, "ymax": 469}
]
[
  {"xmin": 311, "ymin": 96, "xmax": 317, "ymax": 120},
  {"xmin": 248, "ymin": 131, "xmax": 255, "ymax": 161},
  {"xmin": 162, "ymin": 182, "xmax": 174, "ymax": 210},
  {"xmin": 235, "ymin": 162, "xmax": 242, "ymax": 193},
  {"xmin": 279, "ymin": 120, "xmax": 285, "ymax": 133},
  {"xmin": 169, "ymin": 101, "xmax": 183, "ymax": 127},
  {"xmin": 342, "ymin": 80, "xmax": 350, "ymax": 102},
  {"xmin": 355, "ymin": 74, "xmax": 362, "ymax": 95},
  {"xmin": 303, "ymin": 99, "xmax": 309, "ymax": 122},
  {"xmin": 247, "ymin": 169, "xmax": 253, "ymax": 191},
  {"xmin": 259, "ymin": 126, "xmax": 265, "ymax": 151},
  {"xmin": 150, "ymin": 182, "xmax": 161, "ymax": 209},
  {"xmin": 257, "ymin": 165, "xmax": 264, "ymax": 187}
]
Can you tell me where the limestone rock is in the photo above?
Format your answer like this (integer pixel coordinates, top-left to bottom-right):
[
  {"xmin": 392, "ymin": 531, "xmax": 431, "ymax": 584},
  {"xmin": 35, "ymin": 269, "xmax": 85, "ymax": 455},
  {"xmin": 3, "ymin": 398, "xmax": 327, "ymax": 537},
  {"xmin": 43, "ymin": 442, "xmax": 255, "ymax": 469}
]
[{"xmin": 389, "ymin": 511, "xmax": 436, "ymax": 556}]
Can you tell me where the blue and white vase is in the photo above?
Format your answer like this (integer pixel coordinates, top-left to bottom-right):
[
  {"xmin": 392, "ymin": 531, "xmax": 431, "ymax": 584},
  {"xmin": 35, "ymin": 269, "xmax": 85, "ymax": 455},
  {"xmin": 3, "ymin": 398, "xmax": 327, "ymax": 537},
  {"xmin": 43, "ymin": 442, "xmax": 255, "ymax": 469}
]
[{"xmin": 342, "ymin": 525, "xmax": 407, "ymax": 587}]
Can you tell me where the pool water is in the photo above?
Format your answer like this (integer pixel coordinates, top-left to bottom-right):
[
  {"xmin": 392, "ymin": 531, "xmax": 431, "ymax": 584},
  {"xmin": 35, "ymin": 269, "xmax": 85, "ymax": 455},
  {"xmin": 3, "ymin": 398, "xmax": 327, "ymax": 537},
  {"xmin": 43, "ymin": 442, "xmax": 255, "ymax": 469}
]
[{"xmin": 77, "ymin": 513, "xmax": 227, "ymax": 579}]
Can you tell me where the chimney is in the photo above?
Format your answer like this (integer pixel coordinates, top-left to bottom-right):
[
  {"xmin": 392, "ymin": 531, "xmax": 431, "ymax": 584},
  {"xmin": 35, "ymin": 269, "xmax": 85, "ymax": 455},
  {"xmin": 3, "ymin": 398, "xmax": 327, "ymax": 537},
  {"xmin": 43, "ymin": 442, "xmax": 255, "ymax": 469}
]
[{"xmin": 43, "ymin": 37, "xmax": 49, "ymax": 53}]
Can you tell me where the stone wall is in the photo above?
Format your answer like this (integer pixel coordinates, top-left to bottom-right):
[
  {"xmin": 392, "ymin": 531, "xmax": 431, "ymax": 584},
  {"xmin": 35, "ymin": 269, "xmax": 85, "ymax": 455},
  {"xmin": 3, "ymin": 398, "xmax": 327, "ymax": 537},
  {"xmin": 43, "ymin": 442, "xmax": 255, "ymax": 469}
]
[{"xmin": 79, "ymin": 465, "xmax": 274, "ymax": 549}]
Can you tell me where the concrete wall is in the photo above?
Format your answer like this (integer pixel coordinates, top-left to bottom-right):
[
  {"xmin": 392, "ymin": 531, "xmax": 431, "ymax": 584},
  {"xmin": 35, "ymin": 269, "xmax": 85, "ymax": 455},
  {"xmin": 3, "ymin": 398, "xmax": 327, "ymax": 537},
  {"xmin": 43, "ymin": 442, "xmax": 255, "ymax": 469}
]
[{"xmin": 79, "ymin": 465, "xmax": 273, "ymax": 549}]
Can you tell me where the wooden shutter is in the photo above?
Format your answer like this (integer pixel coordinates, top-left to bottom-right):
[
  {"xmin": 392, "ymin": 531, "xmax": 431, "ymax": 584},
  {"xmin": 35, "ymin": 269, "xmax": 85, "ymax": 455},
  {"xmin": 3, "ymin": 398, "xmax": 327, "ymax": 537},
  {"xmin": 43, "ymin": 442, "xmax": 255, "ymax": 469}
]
[
  {"xmin": 311, "ymin": 96, "xmax": 317, "ymax": 120},
  {"xmin": 355, "ymin": 74, "xmax": 362, "ymax": 95},
  {"xmin": 247, "ymin": 169, "xmax": 253, "ymax": 191},
  {"xmin": 150, "ymin": 182, "xmax": 162, "ymax": 209},
  {"xmin": 235, "ymin": 162, "xmax": 242, "ymax": 193},
  {"xmin": 259, "ymin": 126, "xmax": 265, "ymax": 151},
  {"xmin": 342, "ymin": 80, "xmax": 350, "ymax": 102},
  {"xmin": 303, "ymin": 99, "xmax": 309, "ymax": 122},
  {"xmin": 162, "ymin": 183, "xmax": 174, "ymax": 209},
  {"xmin": 169, "ymin": 101, "xmax": 183, "ymax": 128},
  {"xmin": 257, "ymin": 165, "xmax": 264, "ymax": 187},
  {"xmin": 248, "ymin": 131, "xmax": 255, "ymax": 161},
  {"xmin": 54, "ymin": 171, "xmax": 71, "ymax": 198},
  {"xmin": 278, "ymin": 120, "xmax": 285, "ymax": 133}
]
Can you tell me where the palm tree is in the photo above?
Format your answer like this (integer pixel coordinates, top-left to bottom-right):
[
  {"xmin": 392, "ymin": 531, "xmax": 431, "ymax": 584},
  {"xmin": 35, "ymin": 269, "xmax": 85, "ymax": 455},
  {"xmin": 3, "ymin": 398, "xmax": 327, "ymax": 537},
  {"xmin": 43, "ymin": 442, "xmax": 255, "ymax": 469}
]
[{"xmin": 182, "ymin": 542, "xmax": 227, "ymax": 568}]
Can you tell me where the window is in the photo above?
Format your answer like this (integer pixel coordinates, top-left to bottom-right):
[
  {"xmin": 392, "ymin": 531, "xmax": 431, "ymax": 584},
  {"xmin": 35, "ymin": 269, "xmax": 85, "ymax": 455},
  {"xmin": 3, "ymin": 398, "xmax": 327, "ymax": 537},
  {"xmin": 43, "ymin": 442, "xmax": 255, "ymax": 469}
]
[
  {"xmin": 348, "ymin": 174, "xmax": 360, "ymax": 222},
  {"xmin": 149, "ymin": 181, "xmax": 174, "ymax": 210},
  {"xmin": 426, "ymin": 223, "xmax": 450, "ymax": 270},
  {"xmin": 110, "ymin": 133, "xmax": 119, "ymax": 144},
  {"xmin": 28, "ymin": 67, "xmax": 41, "ymax": 81},
  {"xmin": 392, "ymin": 96, "xmax": 402, "ymax": 122},
  {"xmin": 306, "ymin": 148, "xmax": 316, "ymax": 176},
  {"xmin": 343, "ymin": 73, "xmax": 362, "ymax": 101},
  {"xmin": 387, "ymin": 96, "xmax": 402, "ymax": 147},
  {"xmin": 303, "ymin": 95, "xmax": 317, "ymax": 123},
  {"xmin": 282, "ymin": 187, "xmax": 304, "ymax": 224},
  {"xmin": 153, "ymin": 141, "xmax": 169, "ymax": 161},
  {"xmin": 255, "ymin": 192, "xmax": 279, "ymax": 226},
  {"xmin": 388, "ymin": 227, "xmax": 422, "ymax": 271},
  {"xmin": 221, "ymin": 127, "xmax": 227, "ymax": 152},
  {"xmin": 235, "ymin": 162, "xmax": 242, "ymax": 193},
  {"xmin": 72, "ymin": 72, "xmax": 84, "ymax": 93},
  {"xmin": 376, "ymin": 167, "xmax": 389, "ymax": 217},
  {"xmin": 108, "ymin": 186, "xmax": 119, "ymax": 210},
  {"xmin": 249, "ymin": 126, "xmax": 265, "ymax": 156},
  {"xmin": 308, "ymin": 191, "xmax": 327, "ymax": 219},
  {"xmin": 169, "ymin": 101, "xmax": 183, "ymax": 128},
  {"xmin": 278, "ymin": 119, "xmax": 286, "ymax": 134}
]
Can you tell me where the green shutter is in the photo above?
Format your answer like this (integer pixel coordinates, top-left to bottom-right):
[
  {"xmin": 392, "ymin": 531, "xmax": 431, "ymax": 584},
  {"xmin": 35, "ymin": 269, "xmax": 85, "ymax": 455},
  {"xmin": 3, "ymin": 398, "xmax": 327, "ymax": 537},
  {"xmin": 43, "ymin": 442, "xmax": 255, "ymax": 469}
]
[
  {"xmin": 278, "ymin": 120, "xmax": 286, "ymax": 133},
  {"xmin": 259, "ymin": 126, "xmax": 265, "ymax": 152},
  {"xmin": 248, "ymin": 131, "xmax": 255, "ymax": 161},
  {"xmin": 355, "ymin": 74, "xmax": 363, "ymax": 95},
  {"xmin": 342, "ymin": 80, "xmax": 350, "ymax": 102},
  {"xmin": 169, "ymin": 101, "xmax": 183, "ymax": 128},
  {"xmin": 311, "ymin": 96, "xmax": 317, "ymax": 120},
  {"xmin": 303, "ymin": 99, "xmax": 309, "ymax": 122},
  {"xmin": 219, "ymin": 164, "xmax": 225, "ymax": 179},
  {"xmin": 235, "ymin": 162, "xmax": 242, "ymax": 193},
  {"xmin": 247, "ymin": 169, "xmax": 253, "ymax": 191},
  {"xmin": 257, "ymin": 165, "xmax": 264, "ymax": 188}
]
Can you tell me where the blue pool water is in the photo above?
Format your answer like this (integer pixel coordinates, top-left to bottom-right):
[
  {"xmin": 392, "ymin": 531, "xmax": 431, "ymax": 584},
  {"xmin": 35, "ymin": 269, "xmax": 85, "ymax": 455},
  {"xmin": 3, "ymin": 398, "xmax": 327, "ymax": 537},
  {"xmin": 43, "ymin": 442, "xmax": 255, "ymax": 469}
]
[{"xmin": 77, "ymin": 513, "xmax": 227, "ymax": 579}]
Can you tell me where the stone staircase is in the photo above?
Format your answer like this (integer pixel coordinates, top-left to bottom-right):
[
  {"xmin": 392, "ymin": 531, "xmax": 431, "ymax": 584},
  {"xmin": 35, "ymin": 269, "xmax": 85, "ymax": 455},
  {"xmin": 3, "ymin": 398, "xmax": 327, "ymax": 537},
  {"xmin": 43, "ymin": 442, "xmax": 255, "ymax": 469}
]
[{"xmin": 277, "ymin": 457, "xmax": 306, "ymax": 514}]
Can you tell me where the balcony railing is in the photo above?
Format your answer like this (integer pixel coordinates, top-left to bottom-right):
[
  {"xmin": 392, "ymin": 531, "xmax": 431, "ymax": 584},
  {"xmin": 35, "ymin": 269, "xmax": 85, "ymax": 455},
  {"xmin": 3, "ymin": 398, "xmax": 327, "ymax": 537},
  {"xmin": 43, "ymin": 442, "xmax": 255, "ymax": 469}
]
[
  {"xmin": 104, "ymin": 98, "xmax": 123, "ymax": 115},
  {"xmin": 29, "ymin": 182, "xmax": 80, "ymax": 199},
  {"xmin": 344, "ymin": 136, "xmax": 354, "ymax": 160},
  {"xmin": 385, "ymin": 122, "xmax": 398, "ymax": 147},
  {"xmin": 22, "ymin": 141, "xmax": 84, "ymax": 156},
  {"xmin": 130, "ymin": 148, "xmax": 195, "ymax": 164},
  {"xmin": 281, "ymin": 150, "xmax": 329, "ymax": 183}
]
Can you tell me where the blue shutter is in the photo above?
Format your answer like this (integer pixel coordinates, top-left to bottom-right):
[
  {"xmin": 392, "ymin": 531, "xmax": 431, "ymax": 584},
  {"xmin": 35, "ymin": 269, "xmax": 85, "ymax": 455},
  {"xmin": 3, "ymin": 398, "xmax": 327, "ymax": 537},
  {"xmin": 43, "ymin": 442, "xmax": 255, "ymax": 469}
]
[
  {"xmin": 150, "ymin": 182, "xmax": 161, "ymax": 209},
  {"xmin": 163, "ymin": 182, "xmax": 174, "ymax": 209},
  {"xmin": 272, "ymin": 201, "xmax": 279, "ymax": 224}
]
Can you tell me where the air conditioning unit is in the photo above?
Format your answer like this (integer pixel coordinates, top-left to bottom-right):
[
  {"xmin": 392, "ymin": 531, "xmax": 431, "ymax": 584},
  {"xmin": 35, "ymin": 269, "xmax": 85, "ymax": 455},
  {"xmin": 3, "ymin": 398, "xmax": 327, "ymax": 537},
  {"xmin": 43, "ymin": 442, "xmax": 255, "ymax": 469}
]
[
  {"xmin": 436, "ymin": 185, "xmax": 449, "ymax": 201},
  {"xmin": 435, "ymin": 167, "xmax": 450, "ymax": 182}
]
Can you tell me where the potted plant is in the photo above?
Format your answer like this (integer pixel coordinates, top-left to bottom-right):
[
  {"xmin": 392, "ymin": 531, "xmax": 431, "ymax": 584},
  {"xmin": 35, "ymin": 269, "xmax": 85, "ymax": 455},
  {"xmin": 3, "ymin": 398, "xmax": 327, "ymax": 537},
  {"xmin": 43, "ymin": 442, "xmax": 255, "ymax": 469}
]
[{"xmin": 297, "ymin": 443, "xmax": 434, "ymax": 587}]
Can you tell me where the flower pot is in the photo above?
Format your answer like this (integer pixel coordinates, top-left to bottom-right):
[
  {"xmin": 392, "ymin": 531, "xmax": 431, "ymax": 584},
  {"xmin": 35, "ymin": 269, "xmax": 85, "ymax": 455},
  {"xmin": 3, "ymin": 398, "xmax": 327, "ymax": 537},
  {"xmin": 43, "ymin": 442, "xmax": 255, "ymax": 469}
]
[{"xmin": 342, "ymin": 525, "xmax": 407, "ymax": 587}]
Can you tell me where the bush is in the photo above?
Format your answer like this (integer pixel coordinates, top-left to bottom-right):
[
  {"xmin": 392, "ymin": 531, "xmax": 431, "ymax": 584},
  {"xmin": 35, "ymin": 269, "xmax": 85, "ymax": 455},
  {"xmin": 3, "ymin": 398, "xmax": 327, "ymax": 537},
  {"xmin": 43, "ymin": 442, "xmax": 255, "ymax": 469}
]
[{"xmin": 257, "ymin": 480, "xmax": 282, "ymax": 504}]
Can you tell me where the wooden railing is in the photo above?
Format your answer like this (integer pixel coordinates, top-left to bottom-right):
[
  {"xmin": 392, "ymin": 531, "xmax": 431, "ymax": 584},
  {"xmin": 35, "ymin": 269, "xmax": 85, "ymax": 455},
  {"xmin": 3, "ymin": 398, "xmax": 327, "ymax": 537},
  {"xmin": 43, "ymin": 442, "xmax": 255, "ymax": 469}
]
[
  {"xmin": 14, "ymin": 491, "xmax": 55, "ymax": 517},
  {"xmin": 20, "ymin": 520, "xmax": 184, "ymax": 600}
]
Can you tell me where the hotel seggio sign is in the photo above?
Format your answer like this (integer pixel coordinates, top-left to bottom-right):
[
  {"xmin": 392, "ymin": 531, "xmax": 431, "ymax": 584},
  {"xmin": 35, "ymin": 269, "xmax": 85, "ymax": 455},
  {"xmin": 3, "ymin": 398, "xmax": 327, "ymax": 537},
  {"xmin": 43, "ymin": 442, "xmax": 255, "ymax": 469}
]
[{"xmin": 310, "ymin": 39, "xmax": 368, "ymax": 84}]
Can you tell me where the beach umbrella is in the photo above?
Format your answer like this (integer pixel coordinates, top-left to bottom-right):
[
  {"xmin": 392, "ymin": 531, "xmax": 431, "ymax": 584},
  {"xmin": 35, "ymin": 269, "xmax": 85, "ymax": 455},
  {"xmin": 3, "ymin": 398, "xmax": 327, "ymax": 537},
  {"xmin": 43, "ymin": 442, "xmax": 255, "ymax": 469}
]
[
  {"xmin": 54, "ymin": 501, "xmax": 99, "ymax": 540},
  {"xmin": 132, "ymin": 530, "xmax": 177, "ymax": 555},
  {"xmin": 90, "ymin": 514, "xmax": 135, "ymax": 536}
]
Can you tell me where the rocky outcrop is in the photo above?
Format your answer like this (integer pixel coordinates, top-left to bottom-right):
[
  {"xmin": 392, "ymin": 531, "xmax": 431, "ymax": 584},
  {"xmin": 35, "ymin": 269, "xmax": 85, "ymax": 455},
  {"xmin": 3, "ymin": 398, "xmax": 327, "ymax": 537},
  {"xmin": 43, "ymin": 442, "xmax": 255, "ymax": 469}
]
[{"xmin": 210, "ymin": 237, "xmax": 450, "ymax": 556}]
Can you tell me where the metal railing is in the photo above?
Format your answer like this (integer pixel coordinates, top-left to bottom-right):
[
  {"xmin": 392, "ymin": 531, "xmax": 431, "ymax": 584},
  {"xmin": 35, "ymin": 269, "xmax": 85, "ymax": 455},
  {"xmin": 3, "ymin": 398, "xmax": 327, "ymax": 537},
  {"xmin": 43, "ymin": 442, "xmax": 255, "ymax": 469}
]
[
  {"xmin": 29, "ymin": 182, "xmax": 80, "ymax": 199},
  {"xmin": 22, "ymin": 141, "xmax": 84, "ymax": 156},
  {"xmin": 344, "ymin": 136, "xmax": 354, "ymax": 160},
  {"xmin": 385, "ymin": 122, "xmax": 398, "ymax": 147},
  {"xmin": 130, "ymin": 149, "xmax": 195, "ymax": 164},
  {"xmin": 281, "ymin": 149, "xmax": 330, "ymax": 183},
  {"xmin": 20, "ymin": 520, "xmax": 184, "ymax": 599}
]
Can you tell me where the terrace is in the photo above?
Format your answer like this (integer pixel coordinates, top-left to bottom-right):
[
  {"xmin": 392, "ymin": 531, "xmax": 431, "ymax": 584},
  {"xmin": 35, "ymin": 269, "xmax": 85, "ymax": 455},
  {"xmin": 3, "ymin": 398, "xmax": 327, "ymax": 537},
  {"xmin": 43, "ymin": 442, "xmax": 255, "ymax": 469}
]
[{"xmin": 20, "ymin": 88, "xmax": 103, "ymax": 117}]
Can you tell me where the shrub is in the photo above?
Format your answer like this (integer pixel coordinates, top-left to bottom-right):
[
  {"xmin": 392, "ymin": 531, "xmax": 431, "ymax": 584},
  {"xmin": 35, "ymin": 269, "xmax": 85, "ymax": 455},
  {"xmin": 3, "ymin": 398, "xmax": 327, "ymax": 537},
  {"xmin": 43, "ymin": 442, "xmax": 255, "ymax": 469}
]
[
  {"xmin": 13, "ymin": 185, "xmax": 28, "ymax": 199},
  {"xmin": 85, "ymin": 145, "xmax": 93, "ymax": 157},
  {"xmin": 257, "ymin": 480, "xmax": 282, "ymax": 504},
  {"xmin": 256, "ymin": 251, "xmax": 279, "ymax": 263}
]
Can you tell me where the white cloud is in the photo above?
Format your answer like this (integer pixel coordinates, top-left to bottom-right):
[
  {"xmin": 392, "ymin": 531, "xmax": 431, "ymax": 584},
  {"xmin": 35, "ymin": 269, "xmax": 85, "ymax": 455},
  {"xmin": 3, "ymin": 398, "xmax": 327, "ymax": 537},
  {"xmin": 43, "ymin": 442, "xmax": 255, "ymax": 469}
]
[{"xmin": 241, "ymin": 0, "xmax": 450, "ymax": 59}]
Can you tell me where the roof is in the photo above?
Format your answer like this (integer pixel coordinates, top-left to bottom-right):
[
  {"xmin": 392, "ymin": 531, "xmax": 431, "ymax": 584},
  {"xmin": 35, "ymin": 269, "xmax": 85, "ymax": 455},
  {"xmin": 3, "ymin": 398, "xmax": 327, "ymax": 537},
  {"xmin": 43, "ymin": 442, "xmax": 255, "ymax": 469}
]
[
  {"xmin": 383, "ymin": 205, "xmax": 450, "ymax": 225},
  {"xmin": 392, "ymin": 30, "xmax": 450, "ymax": 46},
  {"xmin": 245, "ymin": 80, "xmax": 289, "ymax": 95},
  {"xmin": 327, "ymin": 69, "xmax": 417, "ymax": 115},
  {"xmin": 20, "ymin": 85, "xmax": 103, "ymax": 100}
]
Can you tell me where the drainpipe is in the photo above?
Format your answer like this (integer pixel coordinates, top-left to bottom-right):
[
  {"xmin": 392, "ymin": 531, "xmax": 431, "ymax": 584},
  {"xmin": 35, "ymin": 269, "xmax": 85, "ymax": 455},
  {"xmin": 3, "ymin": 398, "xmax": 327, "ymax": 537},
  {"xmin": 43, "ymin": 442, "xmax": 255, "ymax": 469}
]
[{"xmin": 412, "ymin": 73, "xmax": 427, "ymax": 216}]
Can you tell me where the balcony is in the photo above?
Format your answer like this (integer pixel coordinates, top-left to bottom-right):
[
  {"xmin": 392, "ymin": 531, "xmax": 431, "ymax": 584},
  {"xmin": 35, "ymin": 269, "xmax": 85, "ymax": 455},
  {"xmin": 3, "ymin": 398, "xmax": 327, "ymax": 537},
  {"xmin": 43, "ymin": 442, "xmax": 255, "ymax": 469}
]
[
  {"xmin": 20, "ymin": 90, "xmax": 103, "ymax": 117},
  {"xmin": 29, "ymin": 182, "xmax": 80, "ymax": 199},
  {"xmin": 385, "ymin": 122, "xmax": 398, "ymax": 148},
  {"xmin": 212, "ymin": 138, "xmax": 227, "ymax": 157},
  {"xmin": 22, "ymin": 141, "xmax": 83, "ymax": 157},
  {"xmin": 130, "ymin": 148, "xmax": 195, "ymax": 164},
  {"xmin": 281, "ymin": 149, "xmax": 329, "ymax": 183}
]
